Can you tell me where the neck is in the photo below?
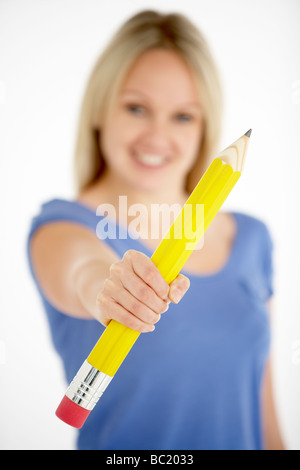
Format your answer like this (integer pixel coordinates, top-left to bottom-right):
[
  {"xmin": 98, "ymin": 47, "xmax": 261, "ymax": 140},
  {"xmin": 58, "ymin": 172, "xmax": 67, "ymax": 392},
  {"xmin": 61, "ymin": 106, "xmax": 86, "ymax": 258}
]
[{"xmin": 82, "ymin": 168, "xmax": 190, "ymax": 246}]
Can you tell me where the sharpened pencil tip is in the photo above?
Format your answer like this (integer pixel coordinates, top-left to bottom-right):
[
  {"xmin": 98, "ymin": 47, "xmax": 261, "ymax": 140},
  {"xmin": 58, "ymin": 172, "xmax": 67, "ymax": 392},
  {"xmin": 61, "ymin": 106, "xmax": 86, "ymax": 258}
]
[{"xmin": 245, "ymin": 129, "xmax": 252, "ymax": 138}]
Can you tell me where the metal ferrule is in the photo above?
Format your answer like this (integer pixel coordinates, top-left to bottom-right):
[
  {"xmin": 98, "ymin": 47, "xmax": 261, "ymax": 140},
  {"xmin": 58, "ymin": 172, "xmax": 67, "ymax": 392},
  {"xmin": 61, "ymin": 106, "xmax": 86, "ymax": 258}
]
[{"xmin": 65, "ymin": 360, "xmax": 113, "ymax": 411}]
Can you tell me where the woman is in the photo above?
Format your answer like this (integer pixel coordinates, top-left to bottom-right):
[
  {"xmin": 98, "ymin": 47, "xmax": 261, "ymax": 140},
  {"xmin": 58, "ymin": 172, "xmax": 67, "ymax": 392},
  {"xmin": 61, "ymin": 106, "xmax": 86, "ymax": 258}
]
[{"xmin": 27, "ymin": 10, "xmax": 284, "ymax": 450}]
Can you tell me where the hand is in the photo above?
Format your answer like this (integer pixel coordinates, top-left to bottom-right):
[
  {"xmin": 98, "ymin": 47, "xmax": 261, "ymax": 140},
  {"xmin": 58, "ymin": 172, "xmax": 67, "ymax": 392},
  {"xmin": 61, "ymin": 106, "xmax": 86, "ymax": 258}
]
[{"xmin": 96, "ymin": 249, "xmax": 190, "ymax": 332}]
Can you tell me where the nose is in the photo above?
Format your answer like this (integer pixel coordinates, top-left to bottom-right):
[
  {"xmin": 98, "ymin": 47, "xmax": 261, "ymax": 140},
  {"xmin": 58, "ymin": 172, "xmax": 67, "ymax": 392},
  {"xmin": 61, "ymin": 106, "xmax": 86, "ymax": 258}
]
[{"xmin": 141, "ymin": 116, "xmax": 172, "ymax": 152}]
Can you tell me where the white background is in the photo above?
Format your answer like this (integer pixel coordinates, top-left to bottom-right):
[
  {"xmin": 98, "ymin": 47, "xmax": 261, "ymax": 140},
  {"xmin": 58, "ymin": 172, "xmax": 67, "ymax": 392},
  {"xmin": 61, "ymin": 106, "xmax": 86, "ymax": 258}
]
[{"xmin": 0, "ymin": 0, "xmax": 299, "ymax": 450}]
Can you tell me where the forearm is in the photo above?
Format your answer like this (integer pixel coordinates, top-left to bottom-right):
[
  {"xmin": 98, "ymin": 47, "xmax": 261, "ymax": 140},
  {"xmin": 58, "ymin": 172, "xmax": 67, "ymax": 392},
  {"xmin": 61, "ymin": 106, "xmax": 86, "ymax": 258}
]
[{"xmin": 72, "ymin": 257, "xmax": 111, "ymax": 320}]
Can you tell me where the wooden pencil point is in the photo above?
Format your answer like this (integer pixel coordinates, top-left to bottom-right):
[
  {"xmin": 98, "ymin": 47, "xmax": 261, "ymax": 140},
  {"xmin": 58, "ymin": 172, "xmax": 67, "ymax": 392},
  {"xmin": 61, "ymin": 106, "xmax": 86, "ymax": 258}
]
[{"xmin": 245, "ymin": 129, "xmax": 252, "ymax": 138}]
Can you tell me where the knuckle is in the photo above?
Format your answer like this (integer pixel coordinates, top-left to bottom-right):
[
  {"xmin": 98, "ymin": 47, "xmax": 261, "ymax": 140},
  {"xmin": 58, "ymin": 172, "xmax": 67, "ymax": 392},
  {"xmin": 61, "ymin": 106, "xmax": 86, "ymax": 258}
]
[
  {"xmin": 124, "ymin": 249, "xmax": 136, "ymax": 262},
  {"xmin": 131, "ymin": 300, "xmax": 157, "ymax": 325},
  {"xmin": 96, "ymin": 292, "xmax": 107, "ymax": 307},
  {"xmin": 138, "ymin": 285, "xmax": 151, "ymax": 303},
  {"xmin": 144, "ymin": 308, "xmax": 156, "ymax": 324},
  {"xmin": 109, "ymin": 261, "xmax": 121, "ymax": 276},
  {"xmin": 103, "ymin": 278, "xmax": 114, "ymax": 293},
  {"xmin": 147, "ymin": 309, "xmax": 159, "ymax": 324},
  {"xmin": 159, "ymin": 301, "xmax": 169, "ymax": 314},
  {"xmin": 126, "ymin": 314, "xmax": 141, "ymax": 331},
  {"xmin": 130, "ymin": 300, "xmax": 143, "ymax": 317},
  {"xmin": 146, "ymin": 307, "xmax": 159, "ymax": 324},
  {"xmin": 159, "ymin": 282, "xmax": 170, "ymax": 300},
  {"xmin": 143, "ymin": 267, "xmax": 155, "ymax": 284}
]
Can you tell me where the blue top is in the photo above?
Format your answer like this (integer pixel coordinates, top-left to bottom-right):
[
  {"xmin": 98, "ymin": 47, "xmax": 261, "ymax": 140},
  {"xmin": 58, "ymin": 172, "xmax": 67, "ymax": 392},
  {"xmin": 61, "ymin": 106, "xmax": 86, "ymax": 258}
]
[{"xmin": 27, "ymin": 198, "xmax": 273, "ymax": 450}]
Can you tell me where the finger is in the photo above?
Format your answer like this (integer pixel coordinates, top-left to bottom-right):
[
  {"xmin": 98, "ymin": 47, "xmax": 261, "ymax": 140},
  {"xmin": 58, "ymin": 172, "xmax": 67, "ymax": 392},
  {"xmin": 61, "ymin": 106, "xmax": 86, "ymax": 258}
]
[
  {"xmin": 168, "ymin": 273, "xmax": 190, "ymax": 304},
  {"xmin": 103, "ymin": 278, "xmax": 164, "ymax": 325},
  {"xmin": 123, "ymin": 250, "xmax": 170, "ymax": 300},
  {"xmin": 110, "ymin": 260, "xmax": 169, "ymax": 315},
  {"xmin": 96, "ymin": 292, "xmax": 155, "ymax": 333}
]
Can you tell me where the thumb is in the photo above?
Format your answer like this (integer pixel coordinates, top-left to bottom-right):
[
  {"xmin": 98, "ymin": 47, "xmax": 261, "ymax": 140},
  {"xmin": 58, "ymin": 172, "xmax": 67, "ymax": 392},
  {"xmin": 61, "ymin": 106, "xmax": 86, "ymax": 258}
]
[{"xmin": 168, "ymin": 273, "xmax": 190, "ymax": 304}]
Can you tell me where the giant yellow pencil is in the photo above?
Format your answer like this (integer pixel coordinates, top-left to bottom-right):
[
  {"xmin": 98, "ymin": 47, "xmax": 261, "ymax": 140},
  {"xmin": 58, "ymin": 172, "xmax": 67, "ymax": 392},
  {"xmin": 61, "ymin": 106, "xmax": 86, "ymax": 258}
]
[{"xmin": 56, "ymin": 130, "xmax": 251, "ymax": 428}]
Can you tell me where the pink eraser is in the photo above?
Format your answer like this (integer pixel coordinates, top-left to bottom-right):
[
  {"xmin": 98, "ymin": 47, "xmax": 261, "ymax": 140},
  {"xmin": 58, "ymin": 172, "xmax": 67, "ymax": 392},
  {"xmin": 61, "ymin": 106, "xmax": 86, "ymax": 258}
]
[{"xmin": 55, "ymin": 395, "xmax": 91, "ymax": 429}]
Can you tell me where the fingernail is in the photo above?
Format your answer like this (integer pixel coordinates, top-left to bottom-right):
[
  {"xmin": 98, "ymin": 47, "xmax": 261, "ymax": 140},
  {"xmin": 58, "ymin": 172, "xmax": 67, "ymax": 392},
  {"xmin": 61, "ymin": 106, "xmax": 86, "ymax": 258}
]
[
  {"xmin": 179, "ymin": 278, "xmax": 190, "ymax": 291},
  {"xmin": 170, "ymin": 288, "xmax": 182, "ymax": 304}
]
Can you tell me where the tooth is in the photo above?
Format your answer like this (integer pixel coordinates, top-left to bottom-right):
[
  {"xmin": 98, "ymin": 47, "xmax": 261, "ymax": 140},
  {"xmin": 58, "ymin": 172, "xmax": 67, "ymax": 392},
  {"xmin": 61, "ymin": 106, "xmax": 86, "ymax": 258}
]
[{"xmin": 136, "ymin": 154, "xmax": 166, "ymax": 166}]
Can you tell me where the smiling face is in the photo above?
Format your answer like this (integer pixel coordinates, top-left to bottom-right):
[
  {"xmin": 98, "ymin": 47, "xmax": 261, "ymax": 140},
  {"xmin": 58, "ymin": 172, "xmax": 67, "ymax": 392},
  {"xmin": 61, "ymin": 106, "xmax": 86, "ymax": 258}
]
[{"xmin": 100, "ymin": 48, "xmax": 204, "ymax": 194}]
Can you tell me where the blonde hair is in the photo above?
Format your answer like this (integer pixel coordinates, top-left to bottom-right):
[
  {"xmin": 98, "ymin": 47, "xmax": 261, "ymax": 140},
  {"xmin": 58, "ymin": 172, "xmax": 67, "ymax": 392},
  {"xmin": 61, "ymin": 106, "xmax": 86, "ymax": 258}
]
[{"xmin": 73, "ymin": 10, "xmax": 222, "ymax": 194}]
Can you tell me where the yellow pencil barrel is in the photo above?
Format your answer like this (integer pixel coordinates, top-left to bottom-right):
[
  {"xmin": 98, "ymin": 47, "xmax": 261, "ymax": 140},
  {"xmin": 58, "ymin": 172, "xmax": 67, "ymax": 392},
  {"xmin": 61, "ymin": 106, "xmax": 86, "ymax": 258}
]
[
  {"xmin": 56, "ymin": 131, "xmax": 251, "ymax": 428},
  {"xmin": 87, "ymin": 159, "xmax": 240, "ymax": 377},
  {"xmin": 88, "ymin": 321, "xmax": 140, "ymax": 376}
]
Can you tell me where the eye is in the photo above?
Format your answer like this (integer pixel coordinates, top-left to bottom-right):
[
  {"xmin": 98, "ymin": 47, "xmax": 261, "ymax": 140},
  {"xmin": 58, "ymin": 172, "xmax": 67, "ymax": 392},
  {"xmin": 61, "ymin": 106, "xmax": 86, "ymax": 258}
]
[
  {"xmin": 126, "ymin": 104, "xmax": 145, "ymax": 115},
  {"xmin": 175, "ymin": 113, "xmax": 194, "ymax": 123}
]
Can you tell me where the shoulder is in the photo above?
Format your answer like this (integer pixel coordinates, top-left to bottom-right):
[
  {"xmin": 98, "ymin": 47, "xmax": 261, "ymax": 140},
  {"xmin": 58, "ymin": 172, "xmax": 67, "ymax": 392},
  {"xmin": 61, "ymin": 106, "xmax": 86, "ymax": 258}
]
[
  {"xmin": 28, "ymin": 196, "xmax": 117, "ymax": 252},
  {"xmin": 29, "ymin": 198, "xmax": 96, "ymax": 229},
  {"xmin": 233, "ymin": 211, "xmax": 272, "ymax": 240},
  {"xmin": 232, "ymin": 211, "xmax": 274, "ymax": 269},
  {"xmin": 28, "ymin": 197, "xmax": 106, "ymax": 247},
  {"xmin": 28, "ymin": 198, "xmax": 120, "ymax": 277},
  {"xmin": 27, "ymin": 199, "xmax": 120, "ymax": 318},
  {"xmin": 232, "ymin": 210, "xmax": 268, "ymax": 229}
]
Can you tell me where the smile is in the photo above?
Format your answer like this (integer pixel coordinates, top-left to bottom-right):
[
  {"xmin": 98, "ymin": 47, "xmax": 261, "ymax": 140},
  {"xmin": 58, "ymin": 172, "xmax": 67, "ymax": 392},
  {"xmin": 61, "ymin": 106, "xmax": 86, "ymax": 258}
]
[{"xmin": 132, "ymin": 152, "xmax": 169, "ymax": 168}]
